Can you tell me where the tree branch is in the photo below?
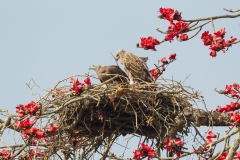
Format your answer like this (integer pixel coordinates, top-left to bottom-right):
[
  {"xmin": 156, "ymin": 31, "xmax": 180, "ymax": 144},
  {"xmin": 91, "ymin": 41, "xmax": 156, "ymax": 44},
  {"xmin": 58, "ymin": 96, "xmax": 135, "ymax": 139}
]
[
  {"xmin": 182, "ymin": 12, "xmax": 240, "ymax": 22},
  {"xmin": 225, "ymin": 128, "xmax": 240, "ymax": 160}
]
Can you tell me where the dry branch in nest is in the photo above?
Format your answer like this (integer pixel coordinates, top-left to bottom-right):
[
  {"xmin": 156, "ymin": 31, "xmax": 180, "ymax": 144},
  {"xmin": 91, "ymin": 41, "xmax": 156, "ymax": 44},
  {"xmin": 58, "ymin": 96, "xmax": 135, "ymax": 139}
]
[
  {"xmin": 54, "ymin": 83, "xmax": 191, "ymax": 137},
  {"xmin": 30, "ymin": 74, "xmax": 202, "ymax": 159},
  {"xmin": 0, "ymin": 74, "xmax": 234, "ymax": 159}
]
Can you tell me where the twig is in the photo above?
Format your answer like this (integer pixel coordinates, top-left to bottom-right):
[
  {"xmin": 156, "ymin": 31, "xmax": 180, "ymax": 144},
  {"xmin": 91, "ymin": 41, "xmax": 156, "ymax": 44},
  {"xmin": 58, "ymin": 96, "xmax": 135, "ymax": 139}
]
[
  {"xmin": 225, "ymin": 128, "xmax": 240, "ymax": 160},
  {"xmin": 182, "ymin": 12, "xmax": 240, "ymax": 22},
  {"xmin": 223, "ymin": 8, "xmax": 240, "ymax": 13}
]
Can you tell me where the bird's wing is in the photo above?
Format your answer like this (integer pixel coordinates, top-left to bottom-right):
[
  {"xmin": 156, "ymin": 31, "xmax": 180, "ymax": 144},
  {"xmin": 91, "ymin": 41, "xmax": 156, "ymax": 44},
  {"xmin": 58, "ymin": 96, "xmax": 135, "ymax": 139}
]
[
  {"xmin": 98, "ymin": 66, "xmax": 128, "ymax": 83},
  {"xmin": 123, "ymin": 52, "xmax": 153, "ymax": 83}
]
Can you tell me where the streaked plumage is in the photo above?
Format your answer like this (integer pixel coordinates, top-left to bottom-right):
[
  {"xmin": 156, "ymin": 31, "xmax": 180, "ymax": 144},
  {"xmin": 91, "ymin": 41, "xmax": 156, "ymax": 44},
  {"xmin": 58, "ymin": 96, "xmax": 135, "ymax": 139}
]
[{"xmin": 115, "ymin": 50, "xmax": 153, "ymax": 83}]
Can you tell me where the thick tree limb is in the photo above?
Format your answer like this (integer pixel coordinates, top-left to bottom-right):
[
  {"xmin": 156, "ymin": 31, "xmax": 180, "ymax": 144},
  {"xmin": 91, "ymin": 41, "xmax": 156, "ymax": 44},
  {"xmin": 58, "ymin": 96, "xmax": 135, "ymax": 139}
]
[{"xmin": 183, "ymin": 107, "xmax": 231, "ymax": 126}]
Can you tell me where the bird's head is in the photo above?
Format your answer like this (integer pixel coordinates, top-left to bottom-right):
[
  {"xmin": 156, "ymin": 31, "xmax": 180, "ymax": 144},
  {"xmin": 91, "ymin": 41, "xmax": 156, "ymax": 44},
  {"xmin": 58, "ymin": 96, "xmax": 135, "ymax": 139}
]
[
  {"xmin": 115, "ymin": 50, "xmax": 125, "ymax": 61},
  {"xmin": 89, "ymin": 64, "xmax": 101, "ymax": 72}
]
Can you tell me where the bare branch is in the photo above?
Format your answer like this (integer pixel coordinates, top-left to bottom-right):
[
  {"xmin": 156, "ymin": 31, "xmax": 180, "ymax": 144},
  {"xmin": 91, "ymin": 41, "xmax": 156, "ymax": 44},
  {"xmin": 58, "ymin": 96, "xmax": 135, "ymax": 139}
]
[
  {"xmin": 182, "ymin": 12, "xmax": 240, "ymax": 22},
  {"xmin": 225, "ymin": 128, "xmax": 240, "ymax": 160},
  {"xmin": 223, "ymin": 8, "xmax": 240, "ymax": 13}
]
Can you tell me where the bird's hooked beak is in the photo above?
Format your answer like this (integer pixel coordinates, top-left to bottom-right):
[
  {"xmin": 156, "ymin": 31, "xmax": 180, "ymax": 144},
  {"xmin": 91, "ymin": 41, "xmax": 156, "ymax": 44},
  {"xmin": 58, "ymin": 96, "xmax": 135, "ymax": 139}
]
[
  {"xmin": 89, "ymin": 66, "xmax": 94, "ymax": 70},
  {"xmin": 114, "ymin": 56, "xmax": 119, "ymax": 61}
]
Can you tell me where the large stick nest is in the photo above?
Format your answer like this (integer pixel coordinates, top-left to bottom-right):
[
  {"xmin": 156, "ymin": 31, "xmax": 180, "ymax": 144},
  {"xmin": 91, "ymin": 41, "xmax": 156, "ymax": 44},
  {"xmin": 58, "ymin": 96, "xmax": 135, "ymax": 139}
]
[
  {"xmin": 9, "ymin": 75, "xmax": 204, "ymax": 159},
  {"xmin": 39, "ymin": 76, "xmax": 197, "ymax": 144}
]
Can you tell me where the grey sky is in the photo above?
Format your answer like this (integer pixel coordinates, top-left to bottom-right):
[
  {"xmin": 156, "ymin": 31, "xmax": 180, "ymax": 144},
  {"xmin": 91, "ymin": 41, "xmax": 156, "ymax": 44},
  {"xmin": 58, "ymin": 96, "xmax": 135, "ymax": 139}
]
[{"xmin": 0, "ymin": 1, "xmax": 239, "ymax": 159}]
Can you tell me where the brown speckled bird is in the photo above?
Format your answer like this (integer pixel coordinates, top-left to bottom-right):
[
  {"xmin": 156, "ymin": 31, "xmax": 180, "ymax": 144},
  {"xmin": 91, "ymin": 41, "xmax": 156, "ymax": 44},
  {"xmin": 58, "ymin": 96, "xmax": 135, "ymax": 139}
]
[{"xmin": 115, "ymin": 50, "xmax": 153, "ymax": 84}]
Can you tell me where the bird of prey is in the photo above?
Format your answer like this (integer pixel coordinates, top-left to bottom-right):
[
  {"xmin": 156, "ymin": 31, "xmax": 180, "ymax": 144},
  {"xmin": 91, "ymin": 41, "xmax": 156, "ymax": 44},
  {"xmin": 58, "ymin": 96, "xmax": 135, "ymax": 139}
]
[
  {"xmin": 115, "ymin": 50, "xmax": 153, "ymax": 84},
  {"xmin": 89, "ymin": 64, "xmax": 128, "ymax": 83}
]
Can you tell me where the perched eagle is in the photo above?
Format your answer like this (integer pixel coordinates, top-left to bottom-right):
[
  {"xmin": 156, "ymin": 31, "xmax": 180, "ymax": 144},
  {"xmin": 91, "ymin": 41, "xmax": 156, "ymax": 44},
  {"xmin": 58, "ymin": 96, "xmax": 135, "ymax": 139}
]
[
  {"xmin": 89, "ymin": 64, "xmax": 128, "ymax": 83},
  {"xmin": 115, "ymin": 50, "xmax": 153, "ymax": 83}
]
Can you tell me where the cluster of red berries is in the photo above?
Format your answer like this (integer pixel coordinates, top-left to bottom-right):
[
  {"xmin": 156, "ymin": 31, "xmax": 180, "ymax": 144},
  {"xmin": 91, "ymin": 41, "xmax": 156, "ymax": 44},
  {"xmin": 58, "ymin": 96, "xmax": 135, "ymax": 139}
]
[
  {"xmin": 150, "ymin": 53, "xmax": 176, "ymax": 80},
  {"xmin": 164, "ymin": 137, "xmax": 184, "ymax": 158},
  {"xmin": 140, "ymin": 36, "xmax": 160, "ymax": 51},
  {"xmin": 70, "ymin": 77, "xmax": 91, "ymax": 94},
  {"xmin": 201, "ymin": 29, "xmax": 237, "ymax": 57},
  {"xmin": 159, "ymin": 8, "xmax": 189, "ymax": 42},
  {"xmin": 133, "ymin": 142, "xmax": 156, "ymax": 159},
  {"xmin": 16, "ymin": 101, "xmax": 39, "ymax": 118}
]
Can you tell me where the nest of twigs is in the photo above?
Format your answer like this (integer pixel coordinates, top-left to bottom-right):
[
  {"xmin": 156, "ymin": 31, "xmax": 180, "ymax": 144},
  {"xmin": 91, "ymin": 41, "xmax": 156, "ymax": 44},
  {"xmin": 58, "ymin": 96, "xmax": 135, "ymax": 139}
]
[
  {"xmin": 11, "ymin": 74, "xmax": 204, "ymax": 159},
  {"xmin": 37, "ymin": 75, "xmax": 197, "ymax": 154}
]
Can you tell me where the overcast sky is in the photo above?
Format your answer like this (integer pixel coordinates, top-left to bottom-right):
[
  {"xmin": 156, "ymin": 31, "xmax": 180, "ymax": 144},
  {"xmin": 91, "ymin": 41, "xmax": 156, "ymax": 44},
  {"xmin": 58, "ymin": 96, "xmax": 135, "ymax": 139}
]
[{"xmin": 0, "ymin": 1, "xmax": 239, "ymax": 159}]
